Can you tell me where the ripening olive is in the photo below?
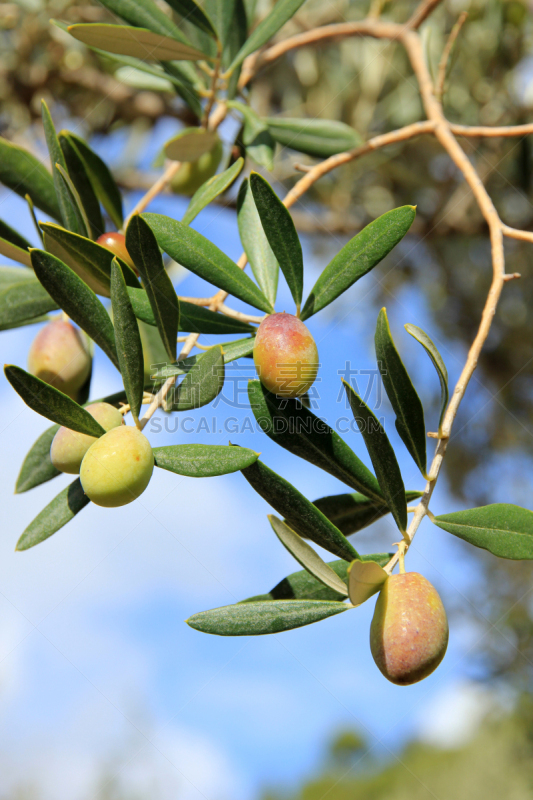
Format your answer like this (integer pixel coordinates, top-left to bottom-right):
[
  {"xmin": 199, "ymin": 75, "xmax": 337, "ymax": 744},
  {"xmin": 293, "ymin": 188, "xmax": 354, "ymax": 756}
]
[
  {"xmin": 170, "ymin": 140, "xmax": 223, "ymax": 196},
  {"xmin": 50, "ymin": 402, "xmax": 124, "ymax": 474},
  {"xmin": 96, "ymin": 232, "xmax": 136, "ymax": 271},
  {"xmin": 253, "ymin": 312, "xmax": 319, "ymax": 398},
  {"xmin": 80, "ymin": 426, "xmax": 154, "ymax": 507},
  {"xmin": 370, "ymin": 572, "xmax": 449, "ymax": 685},
  {"xmin": 28, "ymin": 319, "xmax": 91, "ymax": 400}
]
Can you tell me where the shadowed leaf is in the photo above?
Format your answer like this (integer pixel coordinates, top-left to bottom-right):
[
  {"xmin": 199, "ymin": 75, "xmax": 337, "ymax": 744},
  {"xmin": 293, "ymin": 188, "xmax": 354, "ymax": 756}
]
[{"xmin": 16, "ymin": 479, "xmax": 90, "ymax": 550}]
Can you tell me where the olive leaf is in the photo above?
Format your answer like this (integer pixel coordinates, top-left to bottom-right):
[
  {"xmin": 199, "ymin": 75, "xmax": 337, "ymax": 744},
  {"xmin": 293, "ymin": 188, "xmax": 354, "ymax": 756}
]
[
  {"xmin": 110, "ymin": 260, "xmax": 144, "ymax": 422},
  {"xmin": 347, "ymin": 559, "xmax": 388, "ymax": 606},
  {"xmin": 153, "ymin": 444, "xmax": 259, "ymax": 476},
  {"xmin": 16, "ymin": 479, "xmax": 90, "ymax": 551},
  {"xmin": 433, "ymin": 504, "xmax": 533, "ymax": 560},
  {"xmin": 405, "ymin": 323, "xmax": 449, "ymax": 429}
]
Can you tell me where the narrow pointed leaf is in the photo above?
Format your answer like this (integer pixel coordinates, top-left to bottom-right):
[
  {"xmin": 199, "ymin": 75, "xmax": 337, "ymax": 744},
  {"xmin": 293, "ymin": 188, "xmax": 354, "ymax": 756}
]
[
  {"xmin": 0, "ymin": 220, "xmax": 31, "ymax": 251},
  {"xmin": 64, "ymin": 133, "xmax": 123, "ymax": 228},
  {"xmin": 67, "ymin": 24, "xmax": 208, "ymax": 61},
  {"xmin": 183, "ymin": 158, "xmax": 244, "ymax": 226},
  {"xmin": 16, "ymin": 479, "xmax": 90, "ymax": 551},
  {"xmin": 187, "ymin": 599, "xmax": 348, "ymax": 636},
  {"xmin": 41, "ymin": 223, "xmax": 139, "ymax": 297},
  {"xmin": 4, "ymin": 366, "xmax": 106, "ymax": 436},
  {"xmin": 95, "ymin": 0, "xmax": 196, "ymax": 45},
  {"xmin": 301, "ymin": 206, "xmax": 416, "ymax": 320},
  {"xmin": 0, "ymin": 237, "xmax": 32, "ymax": 267},
  {"xmin": 266, "ymin": 117, "xmax": 363, "ymax": 158},
  {"xmin": 153, "ymin": 443, "xmax": 259, "ymax": 476},
  {"xmin": 127, "ymin": 287, "xmax": 253, "ymax": 334},
  {"xmin": 237, "ymin": 179, "xmax": 279, "ymax": 306},
  {"xmin": 0, "ymin": 280, "xmax": 58, "ymax": 330},
  {"xmin": 54, "ymin": 163, "xmax": 91, "ymax": 238},
  {"xmin": 164, "ymin": 128, "xmax": 220, "ymax": 161},
  {"xmin": 229, "ymin": 101, "xmax": 275, "ymax": 170},
  {"xmin": 269, "ymin": 516, "xmax": 348, "ymax": 595},
  {"xmin": 41, "ymin": 101, "xmax": 79, "ymax": 233},
  {"xmin": 250, "ymin": 172, "xmax": 303, "ymax": 309},
  {"xmin": 126, "ymin": 215, "xmax": 179, "ymax": 362},
  {"xmin": 313, "ymin": 490, "xmax": 422, "ymax": 536},
  {"xmin": 405, "ymin": 323, "xmax": 449, "ymax": 428},
  {"xmin": 227, "ymin": 0, "xmax": 308, "ymax": 72},
  {"xmin": 110, "ymin": 260, "xmax": 144, "ymax": 421},
  {"xmin": 171, "ymin": 345, "xmax": 224, "ymax": 410},
  {"xmin": 433, "ymin": 504, "xmax": 533, "ymax": 560},
  {"xmin": 375, "ymin": 308, "xmax": 427, "ymax": 476},
  {"xmin": 16, "ymin": 423, "xmax": 60, "ymax": 493},
  {"xmin": 343, "ymin": 380, "xmax": 407, "ymax": 533},
  {"xmin": 164, "ymin": 0, "xmax": 217, "ymax": 36},
  {"xmin": 0, "ymin": 137, "xmax": 60, "ymax": 220},
  {"xmin": 142, "ymin": 212, "xmax": 274, "ymax": 313},
  {"xmin": 248, "ymin": 380, "xmax": 383, "ymax": 501},
  {"xmin": 30, "ymin": 249, "xmax": 118, "ymax": 369},
  {"xmin": 240, "ymin": 457, "xmax": 359, "ymax": 561},
  {"xmin": 348, "ymin": 559, "xmax": 387, "ymax": 606},
  {"xmin": 242, "ymin": 554, "xmax": 392, "ymax": 603},
  {"xmin": 58, "ymin": 133, "xmax": 104, "ymax": 239}
]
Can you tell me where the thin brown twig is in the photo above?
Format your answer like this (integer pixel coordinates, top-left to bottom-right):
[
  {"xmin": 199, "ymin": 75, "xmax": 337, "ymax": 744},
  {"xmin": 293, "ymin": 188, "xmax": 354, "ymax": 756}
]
[{"xmin": 435, "ymin": 11, "xmax": 468, "ymax": 100}]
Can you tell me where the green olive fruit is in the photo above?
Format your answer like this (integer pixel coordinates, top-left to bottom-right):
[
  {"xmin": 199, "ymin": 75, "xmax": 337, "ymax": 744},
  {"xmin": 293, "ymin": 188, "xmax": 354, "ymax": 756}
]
[
  {"xmin": 80, "ymin": 426, "xmax": 154, "ymax": 507},
  {"xmin": 253, "ymin": 312, "xmax": 319, "ymax": 398},
  {"xmin": 170, "ymin": 140, "xmax": 223, "ymax": 196},
  {"xmin": 96, "ymin": 232, "xmax": 136, "ymax": 271},
  {"xmin": 28, "ymin": 319, "xmax": 91, "ymax": 400},
  {"xmin": 370, "ymin": 572, "xmax": 449, "ymax": 685},
  {"xmin": 50, "ymin": 402, "xmax": 124, "ymax": 474}
]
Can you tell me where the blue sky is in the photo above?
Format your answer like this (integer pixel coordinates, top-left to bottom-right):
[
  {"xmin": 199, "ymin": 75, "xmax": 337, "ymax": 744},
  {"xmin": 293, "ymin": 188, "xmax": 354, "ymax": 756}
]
[{"xmin": 0, "ymin": 122, "xmax": 509, "ymax": 798}]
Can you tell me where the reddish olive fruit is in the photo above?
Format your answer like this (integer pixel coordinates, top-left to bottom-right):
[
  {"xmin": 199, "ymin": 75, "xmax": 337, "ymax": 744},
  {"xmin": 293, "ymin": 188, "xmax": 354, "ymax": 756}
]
[
  {"xmin": 370, "ymin": 572, "xmax": 449, "ymax": 685},
  {"xmin": 96, "ymin": 232, "xmax": 136, "ymax": 271},
  {"xmin": 253, "ymin": 312, "xmax": 319, "ymax": 398},
  {"xmin": 28, "ymin": 319, "xmax": 91, "ymax": 400},
  {"xmin": 80, "ymin": 426, "xmax": 154, "ymax": 507},
  {"xmin": 50, "ymin": 402, "xmax": 124, "ymax": 474}
]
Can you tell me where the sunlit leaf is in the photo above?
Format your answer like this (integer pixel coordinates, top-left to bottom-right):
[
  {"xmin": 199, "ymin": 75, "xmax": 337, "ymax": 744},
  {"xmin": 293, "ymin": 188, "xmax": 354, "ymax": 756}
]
[
  {"xmin": 301, "ymin": 206, "xmax": 416, "ymax": 320},
  {"xmin": 41, "ymin": 223, "xmax": 139, "ymax": 297},
  {"xmin": 16, "ymin": 479, "xmax": 90, "ymax": 551},
  {"xmin": 242, "ymin": 554, "xmax": 392, "ymax": 603},
  {"xmin": 343, "ymin": 380, "xmax": 407, "ymax": 533},
  {"xmin": 269, "ymin": 516, "xmax": 348, "ymax": 595},
  {"xmin": 375, "ymin": 308, "xmax": 427, "ymax": 477},
  {"xmin": 153, "ymin": 443, "xmax": 259, "ymax": 475},
  {"xmin": 0, "ymin": 236, "xmax": 32, "ymax": 267},
  {"xmin": 405, "ymin": 323, "xmax": 449, "ymax": 429},
  {"xmin": 237, "ymin": 179, "xmax": 279, "ymax": 307},
  {"xmin": 433, "ymin": 504, "xmax": 533, "ymax": 559},
  {"xmin": 54, "ymin": 163, "xmax": 91, "ymax": 238},
  {"xmin": 250, "ymin": 172, "xmax": 302, "ymax": 310},
  {"xmin": 142, "ymin": 212, "xmax": 274, "ymax": 313},
  {"xmin": 187, "ymin": 599, "xmax": 348, "ymax": 635},
  {"xmin": 67, "ymin": 24, "xmax": 209, "ymax": 61}
]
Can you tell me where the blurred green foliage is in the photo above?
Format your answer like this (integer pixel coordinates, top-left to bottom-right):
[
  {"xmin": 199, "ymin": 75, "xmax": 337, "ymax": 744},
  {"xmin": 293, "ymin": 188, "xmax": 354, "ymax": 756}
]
[{"xmin": 263, "ymin": 706, "xmax": 533, "ymax": 800}]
